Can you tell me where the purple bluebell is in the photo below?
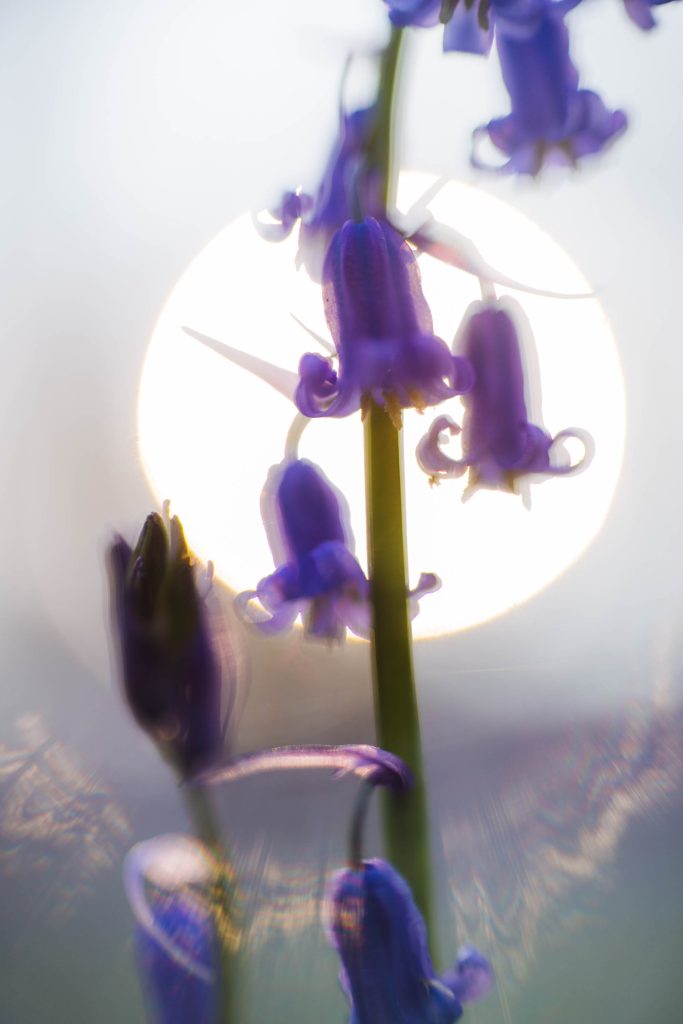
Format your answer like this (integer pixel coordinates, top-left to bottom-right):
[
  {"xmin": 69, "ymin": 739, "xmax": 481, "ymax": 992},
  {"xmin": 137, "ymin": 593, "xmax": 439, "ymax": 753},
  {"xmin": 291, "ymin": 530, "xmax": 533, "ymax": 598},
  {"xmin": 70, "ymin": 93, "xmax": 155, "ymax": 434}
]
[
  {"xmin": 263, "ymin": 106, "xmax": 380, "ymax": 281},
  {"xmin": 296, "ymin": 218, "xmax": 473, "ymax": 425},
  {"xmin": 327, "ymin": 858, "xmax": 492, "ymax": 1024},
  {"xmin": 235, "ymin": 459, "xmax": 371, "ymax": 641},
  {"xmin": 236, "ymin": 459, "xmax": 437, "ymax": 639},
  {"xmin": 135, "ymin": 891, "xmax": 217, "ymax": 1024},
  {"xmin": 623, "ymin": 0, "xmax": 679, "ymax": 29},
  {"xmin": 472, "ymin": 2, "xmax": 627, "ymax": 174},
  {"xmin": 417, "ymin": 298, "xmax": 592, "ymax": 496},
  {"xmin": 108, "ymin": 513, "xmax": 225, "ymax": 777}
]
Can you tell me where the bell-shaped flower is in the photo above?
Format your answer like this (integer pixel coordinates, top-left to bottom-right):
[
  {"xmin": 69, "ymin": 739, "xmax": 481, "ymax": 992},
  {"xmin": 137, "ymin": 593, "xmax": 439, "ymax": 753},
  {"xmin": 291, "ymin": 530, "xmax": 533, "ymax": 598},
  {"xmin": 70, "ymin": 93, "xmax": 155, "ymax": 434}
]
[
  {"xmin": 108, "ymin": 512, "xmax": 227, "ymax": 777},
  {"xmin": 417, "ymin": 298, "xmax": 592, "ymax": 497},
  {"xmin": 261, "ymin": 105, "xmax": 381, "ymax": 281},
  {"xmin": 235, "ymin": 459, "xmax": 371, "ymax": 641},
  {"xmin": 327, "ymin": 858, "xmax": 493, "ymax": 1024},
  {"xmin": 296, "ymin": 218, "xmax": 473, "ymax": 426},
  {"xmin": 472, "ymin": 2, "xmax": 627, "ymax": 174},
  {"xmin": 236, "ymin": 459, "xmax": 438, "ymax": 640}
]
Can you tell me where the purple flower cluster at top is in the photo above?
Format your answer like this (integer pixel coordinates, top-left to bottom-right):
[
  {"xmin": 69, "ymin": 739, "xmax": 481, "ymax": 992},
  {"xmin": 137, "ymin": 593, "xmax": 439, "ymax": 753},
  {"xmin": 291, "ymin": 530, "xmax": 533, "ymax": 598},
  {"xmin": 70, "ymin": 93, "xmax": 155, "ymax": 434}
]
[
  {"xmin": 327, "ymin": 858, "xmax": 493, "ymax": 1024},
  {"xmin": 296, "ymin": 218, "xmax": 473, "ymax": 424}
]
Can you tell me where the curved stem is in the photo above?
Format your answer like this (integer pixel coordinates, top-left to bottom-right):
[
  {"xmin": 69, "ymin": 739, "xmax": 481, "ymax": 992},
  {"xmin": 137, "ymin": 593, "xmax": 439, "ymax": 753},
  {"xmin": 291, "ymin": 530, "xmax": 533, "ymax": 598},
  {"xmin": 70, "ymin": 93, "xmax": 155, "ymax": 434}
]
[{"xmin": 362, "ymin": 24, "xmax": 437, "ymax": 959}]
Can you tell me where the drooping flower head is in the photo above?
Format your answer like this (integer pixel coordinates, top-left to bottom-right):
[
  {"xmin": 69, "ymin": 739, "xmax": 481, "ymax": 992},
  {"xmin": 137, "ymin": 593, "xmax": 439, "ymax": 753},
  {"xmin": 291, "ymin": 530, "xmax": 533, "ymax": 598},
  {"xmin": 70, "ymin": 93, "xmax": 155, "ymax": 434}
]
[
  {"xmin": 327, "ymin": 858, "xmax": 493, "ymax": 1024},
  {"xmin": 263, "ymin": 105, "xmax": 381, "ymax": 281},
  {"xmin": 236, "ymin": 458, "xmax": 438, "ymax": 639},
  {"xmin": 108, "ymin": 512, "xmax": 226, "ymax": 777},
  {"xmin": 236, "ymin": 459, "xmax": 370, "ymax": 641},
  {"xmin": 417, "ymin": 297, "xmax": 592, "ymax": 497},
  {"xmin": 472, "ymin": 2, "xmax": 627, "ymax": 174},
  {"xmin": 382, "ymin": 0, "xmax": 551, "ymax": 56},
  {"xmin": 296, "ymin": 218, "xmax": 473, "ymax": 425}
]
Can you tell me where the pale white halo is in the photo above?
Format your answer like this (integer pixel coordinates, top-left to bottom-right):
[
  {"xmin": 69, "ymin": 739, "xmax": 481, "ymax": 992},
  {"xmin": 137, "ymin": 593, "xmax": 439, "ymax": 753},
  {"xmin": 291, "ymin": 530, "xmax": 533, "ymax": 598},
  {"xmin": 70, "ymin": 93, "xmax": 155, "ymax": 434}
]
[{"xmin": 137, "ymin": 172, "xmax": 625, "ymax": 639}]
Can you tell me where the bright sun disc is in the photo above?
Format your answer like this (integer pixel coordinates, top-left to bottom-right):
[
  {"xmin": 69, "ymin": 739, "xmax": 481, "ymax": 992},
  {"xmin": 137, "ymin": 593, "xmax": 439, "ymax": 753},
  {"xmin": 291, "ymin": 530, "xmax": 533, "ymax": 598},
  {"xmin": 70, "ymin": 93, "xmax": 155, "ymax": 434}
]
[{"xmin": 138, "ymin": 173, "xmax": 625, "ymax": 639}]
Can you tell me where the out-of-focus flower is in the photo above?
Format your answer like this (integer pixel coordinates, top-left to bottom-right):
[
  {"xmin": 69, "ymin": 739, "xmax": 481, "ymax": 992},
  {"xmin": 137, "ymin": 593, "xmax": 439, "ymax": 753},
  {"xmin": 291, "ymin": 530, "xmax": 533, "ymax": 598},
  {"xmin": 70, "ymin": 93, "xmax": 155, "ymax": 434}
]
[
  {"xmin": 108, "ymin": 512, "xmax": 226, "ymax": 777},
  {"xmin": 472, "ymin": 3, "xmax": 627, "ymax": 174},
  {"xmin": 327, "ymin": 858, "xmax": 492, "ymax": 1024},
  {"xmin": 259, "ymin": 105, "xmax": 381, "ymax": 281},
  {"xmin": 236, "ymin": 459, "xmax": 438, "ymax": 640},
  {"xmin": 126, "ymin": 835, "xmax": 217, "ymax": 1024},
  {"xmin": 622, "ymin": 0, "xmax": 679, "ymax": 29},
  {"xmin": 417, "ymin": 298, "xmax": 592, "ymax": 497},
  {"xmin": 296, "ymin": 218, "xmax": 473, "ymax": 426}
]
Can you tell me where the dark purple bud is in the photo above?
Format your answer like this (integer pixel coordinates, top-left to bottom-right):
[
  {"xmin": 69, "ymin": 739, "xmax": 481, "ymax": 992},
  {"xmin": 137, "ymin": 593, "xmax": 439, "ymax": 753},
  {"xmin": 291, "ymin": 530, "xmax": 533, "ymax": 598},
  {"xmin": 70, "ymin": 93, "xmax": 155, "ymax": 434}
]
[
  {"xmin": 108, "ymin": 513, "xmax": 226, "ymax": 777},
  {"xmin": 296, "ymin": 219, "xmax": 465, "ymax": 423}
]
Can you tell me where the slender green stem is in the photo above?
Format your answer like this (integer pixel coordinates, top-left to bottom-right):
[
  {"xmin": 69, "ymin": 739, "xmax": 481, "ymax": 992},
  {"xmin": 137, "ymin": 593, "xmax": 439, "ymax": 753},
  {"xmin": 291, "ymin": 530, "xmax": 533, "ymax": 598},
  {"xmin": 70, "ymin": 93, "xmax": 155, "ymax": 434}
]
[
  {"xmin": 364, "ymin": 403, "xmax": 436, "ymax": 949},
  {"xmin": 366, "ymin": 26, "xmax": 404, "ymax": 209},
  {"xmin": 184, "ymin": 785, "xmax": 236, "ymax": 1024}
]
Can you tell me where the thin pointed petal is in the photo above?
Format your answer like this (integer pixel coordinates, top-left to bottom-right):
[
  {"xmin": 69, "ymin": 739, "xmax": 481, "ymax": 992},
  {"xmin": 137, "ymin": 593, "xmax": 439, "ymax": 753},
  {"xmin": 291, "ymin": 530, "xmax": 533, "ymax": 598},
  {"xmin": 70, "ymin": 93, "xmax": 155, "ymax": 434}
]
[{"xmin": 183, "ymin": 327, "xmax": 298, "ymax": 401}]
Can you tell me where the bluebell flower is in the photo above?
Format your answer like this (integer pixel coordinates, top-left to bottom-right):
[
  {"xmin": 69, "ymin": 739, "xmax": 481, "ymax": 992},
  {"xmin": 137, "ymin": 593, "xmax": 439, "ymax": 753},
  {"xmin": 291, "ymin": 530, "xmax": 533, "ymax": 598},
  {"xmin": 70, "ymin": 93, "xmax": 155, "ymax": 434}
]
[
  {"xmin": 417, "ymin": 298, "xmax": 592, "ymax": 497},
  {"xmin": 236, "ymin": 459, "xmax": 438, "ymax": 640},
  {"xmin": 623, "ymin": 0, "xmax": 679, "ymax": 29},
  {"xmin": 261, "ymin": 105, "xmax": 381, "ymax": 281},
  {"xmin": 125, "ymin": 835, "xmax": 218, "ymax": 1024},
  {"xmin": 383, "ymin": 0, "xmax": 555, "ymax": 56},
  {"xmin": 108, "ymin": 512, "xmax": 226, "ymax": 777},
  {"xmin": 327, "ymin": 858, "xmax": 493, "ymax": 1024},
  {"xmin": 235, "ymin": 459, "xmax": 371, "ymax": 640},
  {"xmin": 296, "ymin": 218, "xmax": 473, "ymax": 426},
  {"xmin": 472, "ymin": 2, "xmax": 627, "ymax": 174},
  {"xmin": 135, "ymin": 891, "xmax": 217, "ymax": 1024}
]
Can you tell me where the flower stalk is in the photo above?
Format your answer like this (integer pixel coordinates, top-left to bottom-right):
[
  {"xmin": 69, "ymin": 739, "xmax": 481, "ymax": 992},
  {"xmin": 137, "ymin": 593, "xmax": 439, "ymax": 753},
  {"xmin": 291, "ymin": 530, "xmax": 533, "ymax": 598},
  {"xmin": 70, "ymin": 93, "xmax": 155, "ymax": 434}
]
[
  {"xmin": 184, "ymin": 784, "xmax": 237, "ymax": 1024},
  {"xmin": 362, "ymin": 24, "xmax": 438, "ymax": 955}
]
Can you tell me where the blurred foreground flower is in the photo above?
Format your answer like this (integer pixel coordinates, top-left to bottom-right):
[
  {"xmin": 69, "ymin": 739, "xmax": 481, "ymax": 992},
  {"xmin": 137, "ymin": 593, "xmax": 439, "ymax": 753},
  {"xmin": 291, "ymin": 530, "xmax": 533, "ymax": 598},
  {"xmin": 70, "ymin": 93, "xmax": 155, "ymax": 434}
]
[
  {"xmin": 417, "ymin": 298, "xmax": 592, "ymax": 497},
  {"xmin": 109, "ymin": 511, "xmax": 227, "ymax": 777},
  {"xmin": 126, "ymin": 835, "xmax": 218, "ymax": 1024},
  {"xmin": 472, "ymin": 3, "xmax": 627, "ymax": 174},
  {"xmin": 296, "ymin": 218, "xmax": 472, "ymax": 425},
  {"xmin": 236, "ymin": 459, "xmax": 438, "ymax": 640},
  {"xmin": 327, "ymin": 858, "xmax": 493, "ymax": 1023}
]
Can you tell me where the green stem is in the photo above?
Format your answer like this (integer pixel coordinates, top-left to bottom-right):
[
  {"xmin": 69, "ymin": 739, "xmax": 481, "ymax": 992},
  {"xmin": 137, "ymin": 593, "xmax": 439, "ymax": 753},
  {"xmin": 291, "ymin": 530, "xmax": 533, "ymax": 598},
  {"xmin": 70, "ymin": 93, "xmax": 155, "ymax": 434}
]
[
  {"xmin": 362, "ymin": 25, "xmax": 438, "ymax": 953},
  {"xmin": 184, "ymin": 785, "xmax": 236, "ymax": 1024},
  {"xmin": 364, "ymin": 403, "xmax": 436, "ymax": 952}
]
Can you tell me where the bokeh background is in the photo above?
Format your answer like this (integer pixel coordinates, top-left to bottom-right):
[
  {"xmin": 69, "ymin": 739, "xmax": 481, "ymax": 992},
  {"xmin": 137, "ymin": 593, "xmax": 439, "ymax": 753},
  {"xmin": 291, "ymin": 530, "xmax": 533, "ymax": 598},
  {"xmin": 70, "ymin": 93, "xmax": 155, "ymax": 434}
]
[{"xmin": 1, "ymin": 1, "xmax": 682, "ymax": 1021}]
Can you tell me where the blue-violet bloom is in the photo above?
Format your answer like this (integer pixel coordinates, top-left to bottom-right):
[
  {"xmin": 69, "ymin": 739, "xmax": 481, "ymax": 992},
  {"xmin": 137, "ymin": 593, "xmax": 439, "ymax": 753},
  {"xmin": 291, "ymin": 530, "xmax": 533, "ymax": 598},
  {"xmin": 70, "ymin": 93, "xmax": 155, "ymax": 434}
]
[
  {"xmin": 109, "ymin": 512, "xmax": 226, "ymax": 777},
  {"xmin": 472, "ymin": 2, "xmax": 627, "ymax": 174},
  {"xmin": 327, "ymin": 858, "xmax": 493, "ymax": 1024},
  {"xmin": 236, "ymin": 459, "xmax": 437, "ymax": 640},
  {"xmin": 261, "ymin": 105, "xmax": 380, "ymax": 281},
  {"xmin": 296, "ymin": 218, "xmax": 473, "ymax": 425},
  {"xmin": 417, "ymin": 298, "xmax": 592, "ymax": 497}
]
